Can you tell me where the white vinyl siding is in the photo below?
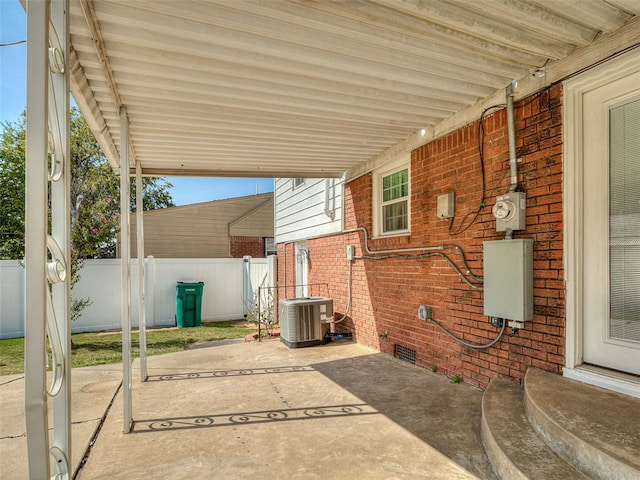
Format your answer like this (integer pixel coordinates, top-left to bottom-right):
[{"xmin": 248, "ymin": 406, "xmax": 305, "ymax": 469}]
[{"xmin": 275, "ymin": 177, "xmax": 343, "ymax": 243}]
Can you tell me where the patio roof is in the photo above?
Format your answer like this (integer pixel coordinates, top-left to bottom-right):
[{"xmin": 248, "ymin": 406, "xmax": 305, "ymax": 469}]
[{"xmin": 67, "ymin": 0, "xmax": 640, "ymax": 178}]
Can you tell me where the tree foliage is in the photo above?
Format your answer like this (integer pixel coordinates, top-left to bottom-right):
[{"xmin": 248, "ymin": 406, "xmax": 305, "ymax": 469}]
[
  {"xmin": 0, "ymin": 108, "xmax": 175, "ymax": 259},
  {"xmin": 0, "ymin": 116, "xmax": 26, "ymax": 259}
]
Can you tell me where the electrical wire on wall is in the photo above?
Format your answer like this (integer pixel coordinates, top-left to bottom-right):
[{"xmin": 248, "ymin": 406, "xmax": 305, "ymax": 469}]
[
  {"xmin": 449, "ymin": 103, "xmax": 505, "ymax": 236},
  {"xmin": 448, "ymin": 81, "xmax": 557, "ymax": 236}
]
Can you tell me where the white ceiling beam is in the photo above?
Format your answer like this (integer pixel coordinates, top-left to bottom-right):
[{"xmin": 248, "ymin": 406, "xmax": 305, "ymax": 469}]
[
  {"xmin": 90, "ymin": 87, "xmax": 442, "ymax": 127},
  {"xmin": 105, "ymin": 77, "xmax": 453, "ymax": 123},
  {"xmin": 606, "ymin": 0, "xmax": 640, "ymax": 15},
  {"xmin": 298, "ymin": 0, "xmax": 554, "ymax": 65},
  {"xmin": 208, "ymin": 0, "xmax": 528, "ymax": 76},
  {"xmin": 102, "ymin": 0, "xmax": 514, "ymax": 89},
  {"xmin": 447, "ymin": 0, "xmax": 598, "ymax": 46},
  {"xmin": 371, "ymin": 0, "xmax": 577, "ymax": 57},
  {"xmin": 126, "ymin": 110, "xmax": 410, "ymax": 140},
  {"xmin": 347, "ymin": 15, "xmax": 640, "ymax": 181},
  {"xmin": 530, "ymin": 0, "xmax": 631, "ymax": 32},
  {"xmin": 101, "ymin": 108, "xmax": 413, "ymax": 140},
  {"xmin": 70, "ymin": 36, "xmax": 482, "ymax": 104},
  {"xmin": 131, "ymin": 130, "xmax": 392, "ymax": 149},
  {"xmin": 103, "ymin": 56, "xmax": 469, "ymax": 114},
  {"xmin": 66, "ymin": 0, "xmax": 639, "ymax": 179},
  {"xmin": 85, "ymin": 8, "xmax": 497, "ymax": 98}
]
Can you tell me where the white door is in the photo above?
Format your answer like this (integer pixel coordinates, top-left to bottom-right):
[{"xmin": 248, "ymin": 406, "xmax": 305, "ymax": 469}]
[
  {"xmin": 295, "ymin": 241, "xmax": 308, "ymax": 298},
  {"xmin": 583, "ymin": 71, "xmax": 640, "ymax": 375}
]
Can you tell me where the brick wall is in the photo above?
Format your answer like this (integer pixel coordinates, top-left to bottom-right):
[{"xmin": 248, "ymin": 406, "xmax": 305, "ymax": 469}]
[
  {"xmin": 230, "ymin": 236, "xmax": 264, "ymax": 258},
  {"xmin": 279, "ymin": 85, "xmax": 564, "ymax": 389}
]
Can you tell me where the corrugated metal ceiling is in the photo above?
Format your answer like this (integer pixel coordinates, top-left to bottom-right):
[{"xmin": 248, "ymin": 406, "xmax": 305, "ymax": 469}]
[{"xmin": 67, "ymin": 0, "xmax": 640, "ymax": 177}]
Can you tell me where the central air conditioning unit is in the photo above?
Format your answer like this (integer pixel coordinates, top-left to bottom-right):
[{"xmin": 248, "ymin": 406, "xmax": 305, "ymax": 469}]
[{"xmin": 279, "ymin": 297, "xmax": 333, "ymax": 348}]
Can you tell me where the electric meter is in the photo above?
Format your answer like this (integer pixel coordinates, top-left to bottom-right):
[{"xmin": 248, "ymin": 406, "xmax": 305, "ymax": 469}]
[{"xmin": 492, "ymin": 192, "xmax": 526, "ymax": 232}]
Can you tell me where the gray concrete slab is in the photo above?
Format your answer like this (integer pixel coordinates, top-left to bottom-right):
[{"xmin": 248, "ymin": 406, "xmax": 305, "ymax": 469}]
[
  {"xmin": 0, "ymin": 364, "xmax": 122, "ymax": 479},
  {"xmin": 1, "ymin": 340, "xmax": 496, "ymax": 479},
  {"xmin": 77, "ymin": 340, "xmax": 495, "ymax": 480}
]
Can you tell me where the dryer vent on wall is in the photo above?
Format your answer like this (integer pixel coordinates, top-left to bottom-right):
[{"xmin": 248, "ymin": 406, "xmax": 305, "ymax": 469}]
[{"xmin": 279, "ymin": 297, "xmax": 333, "ymax": 348}]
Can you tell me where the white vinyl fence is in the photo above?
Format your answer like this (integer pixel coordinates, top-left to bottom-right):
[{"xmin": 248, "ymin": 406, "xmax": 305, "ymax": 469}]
[{"xmin": 0, "ymin": 256, "xmax": 274, "ymax": 339}]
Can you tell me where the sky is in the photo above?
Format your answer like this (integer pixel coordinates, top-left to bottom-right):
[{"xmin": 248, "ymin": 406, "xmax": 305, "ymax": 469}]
[{"xmin": 0, "ymin": 0, "xmax": 274, "ymax": 206}]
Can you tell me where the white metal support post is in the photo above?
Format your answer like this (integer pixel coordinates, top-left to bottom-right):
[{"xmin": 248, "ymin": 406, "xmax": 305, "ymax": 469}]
[
  {"xmin": 136, "ymin": 164, "xmax": 148, "ymax": 381},
  {"xmin": 25, "ymin": 2, "xmax": 51, "ymax": 477},
  {"xmin": 50, "ymin": 0, "xmax": 72, "ymax": 471},
  {"xmin": 25, "ymin": 0, "xmax": 72, "ymax": 477},
  {"xmin": 120, "ymin": 107, "xmax": 133, "ymax": 433}
]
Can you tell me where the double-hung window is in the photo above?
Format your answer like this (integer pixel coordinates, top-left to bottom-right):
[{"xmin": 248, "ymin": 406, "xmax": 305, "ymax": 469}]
[{"xmin": 374, "ymin": 162, "xmax": 410, "ymax": 236}]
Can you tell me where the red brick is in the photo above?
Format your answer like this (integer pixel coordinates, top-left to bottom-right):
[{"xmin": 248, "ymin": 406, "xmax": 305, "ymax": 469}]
[{"xmin": 278, "ymin": 86, "xmax": 565, "ymax": 390}]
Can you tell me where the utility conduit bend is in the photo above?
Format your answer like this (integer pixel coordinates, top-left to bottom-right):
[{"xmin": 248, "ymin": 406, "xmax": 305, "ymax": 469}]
[
  {"xmin": 428, "ymin": 315, "xmax": 506, "ymax": 350},
  {"xmin": 357, "ymin": 252, "xmax": 482, "ymax": 290},
  {"xmin": 342, "ymin": 227, "xmax": 505, "ymax": 349},
  {"xmin": 343, "ymin": 227, "xmax": 482, "ymax": 286}
]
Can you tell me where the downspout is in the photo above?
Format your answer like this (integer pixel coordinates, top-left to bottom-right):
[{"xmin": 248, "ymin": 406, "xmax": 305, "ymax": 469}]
[{"xmin": 324, "ymin": 178, "xmax": 336, "ymax": 220}]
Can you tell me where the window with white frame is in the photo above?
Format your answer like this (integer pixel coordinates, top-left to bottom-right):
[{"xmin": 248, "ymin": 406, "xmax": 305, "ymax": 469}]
[
  {"xmin": 293, "ymin": 178, "xmax": 305, "ymax": 189},
  {"xmin": 374, "ymin": 162, "xmax": 410, "ymax": 236}
]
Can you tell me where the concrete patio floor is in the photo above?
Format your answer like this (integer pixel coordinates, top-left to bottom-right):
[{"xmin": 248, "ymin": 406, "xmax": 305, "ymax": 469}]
[{"xmin": 1, "ymin": 339, "xmax": 497, "ymax": 479}]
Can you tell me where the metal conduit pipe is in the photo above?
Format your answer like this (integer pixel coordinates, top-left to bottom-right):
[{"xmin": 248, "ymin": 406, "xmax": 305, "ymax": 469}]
[
  {"xmin": 343, "ymin": 227, "xmax": 482, "ymax": 283},
  {"xmin": 331, "ymin": 258, "xmax": 352, "ymax": 324},
  {"xmin": 428, "ymin": 315, "xmax": 506, "ymax": 349},
  {"xmin": 290, "ymin": 227, "xmax": 482, "ymax": 326},
  {"xmin": 357, "ymin": 252, "xmax": 482, "ymax": 290},
  {"xmin": 506, "ymin": 79, "xmax": 519, "ymax": 193},
  {"xmin": 339, "ymin": 228, "xmax": 503, "ymax": 349}
]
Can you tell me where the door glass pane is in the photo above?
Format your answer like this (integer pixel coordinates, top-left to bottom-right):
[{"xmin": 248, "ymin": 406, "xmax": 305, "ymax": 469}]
[{"xmin": 609, "ymin": 98, "xmax": 640, "ymax": 343}]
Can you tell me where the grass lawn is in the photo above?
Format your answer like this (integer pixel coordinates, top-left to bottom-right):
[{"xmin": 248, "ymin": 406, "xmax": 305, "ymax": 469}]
[{"xmin": 0, "ymin": 320, "xmax": 257, "ymax": 376}]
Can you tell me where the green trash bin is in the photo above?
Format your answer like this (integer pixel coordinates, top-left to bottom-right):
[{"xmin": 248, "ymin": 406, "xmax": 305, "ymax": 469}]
[{"xmin": 175, "ymin": 282, "xmax": 205, "ymax": 328}]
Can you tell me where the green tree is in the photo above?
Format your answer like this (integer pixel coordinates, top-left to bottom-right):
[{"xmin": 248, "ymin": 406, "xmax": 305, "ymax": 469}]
[
  {"xmin": 0, "ymin": 116, "xmax": 26, "ymax": 259},
  {"xmin": 2, "ymin": 109, "xmax": 175, "ymax": 323},
  {"xmin": 0, "ymin": 108, "xmax": 175, "ymax": 260}
]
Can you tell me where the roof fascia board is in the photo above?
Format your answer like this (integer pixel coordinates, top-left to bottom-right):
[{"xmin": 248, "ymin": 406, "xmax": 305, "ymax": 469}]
[
  {"xmin": 137, "ymin": 168, "xmax": 347, "ymax": 178},
  {"xmin": 140, "ymin": 192, "xmax": 273, "ymax": 216},
  {"xmin": 68, "ymin": 46, "xmax": 120, "ymax": 171}
]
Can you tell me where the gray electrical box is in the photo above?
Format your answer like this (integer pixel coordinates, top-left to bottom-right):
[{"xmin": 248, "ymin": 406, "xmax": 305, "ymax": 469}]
[
  {"xmin": 436, "ymin": 191, "xmax": 455, "ymax": 219},
  {"xmin": 483, "ymin": 239, "xmax": 533, "ymax": 321}
]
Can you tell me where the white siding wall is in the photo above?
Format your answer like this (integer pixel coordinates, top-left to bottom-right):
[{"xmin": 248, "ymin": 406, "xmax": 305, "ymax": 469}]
[
  {"xmin": 0, "ymin": 257, "xmax": 270, "ymax": 338},
  {"xmin": 274, "ymin": 178, "xmax": 343, "ymax": 243}
]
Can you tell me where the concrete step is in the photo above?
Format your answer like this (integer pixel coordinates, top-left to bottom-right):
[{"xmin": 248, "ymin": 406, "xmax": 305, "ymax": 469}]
[
  {"xmin": 524, "ymin": 367, "xmax": 640, "ymax": 480},
  {"xmin": 481, "ymin": 378, "xmax": 586, "ymax": 480}
]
